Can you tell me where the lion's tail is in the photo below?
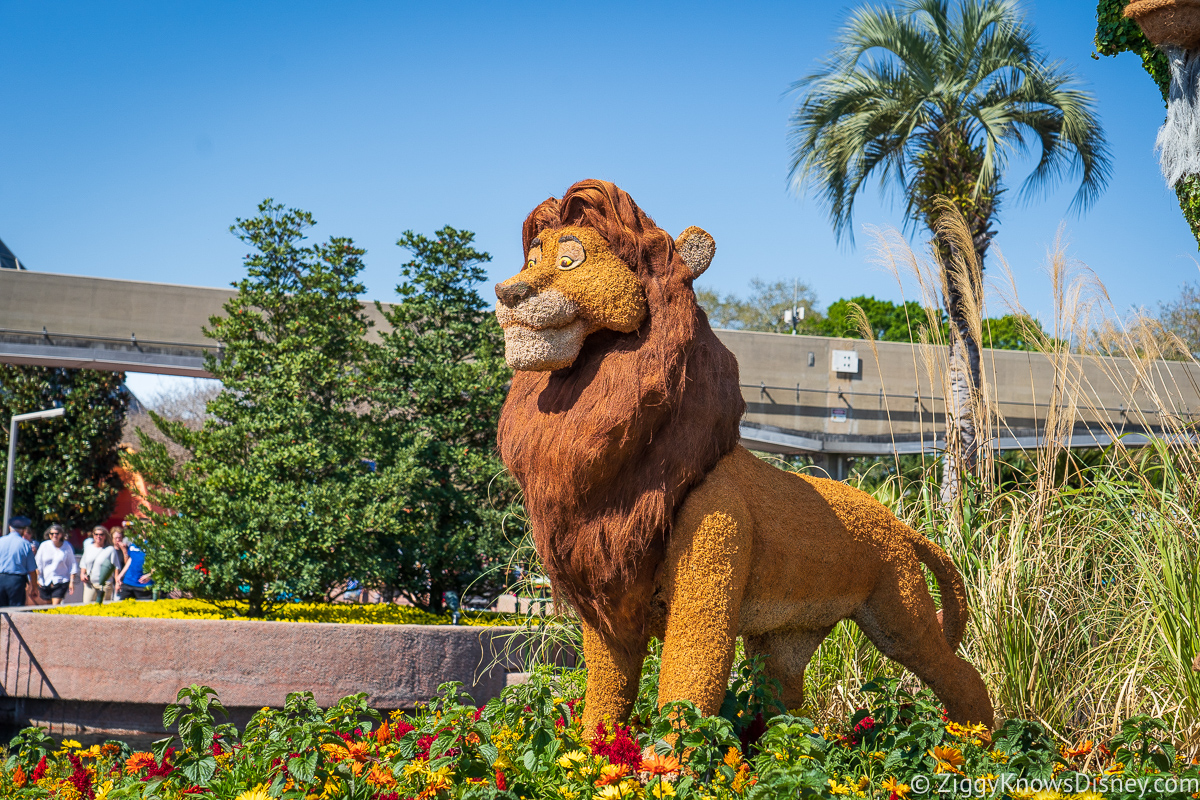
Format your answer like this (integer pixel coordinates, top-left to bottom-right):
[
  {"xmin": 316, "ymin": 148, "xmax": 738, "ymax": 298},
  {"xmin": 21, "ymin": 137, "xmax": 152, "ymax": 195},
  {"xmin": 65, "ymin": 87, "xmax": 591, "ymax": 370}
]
[{"xmin": 906, "ymin": 527, "xmax": 969, "ymax": 651}]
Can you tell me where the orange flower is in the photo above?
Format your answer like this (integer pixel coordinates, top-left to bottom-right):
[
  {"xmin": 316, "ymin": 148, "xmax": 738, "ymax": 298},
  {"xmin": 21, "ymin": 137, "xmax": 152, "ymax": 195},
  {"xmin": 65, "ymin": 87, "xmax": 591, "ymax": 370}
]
[
  {"xmin": 12, "ymin": 765, "xmax": 27, "ymax": 788},
  {"xmin": 723, "ymin": 747, "xmax": 743, "ymax": 769},
  {"xmin": 376, "ymin": 724, "xmax": 392, "ymax": 746},
  {"xmin": 346, "ymin": 742, "xmax": 370, "ymax": 762},
  {"xmin": 125, "ymin": 752, "xmax": 157, "ymax": 774},
  {"xmin": 1065, "ymin": 740, "xmax": 1094, "ymax": 759},
  {"xmin": 641, "ymin": 751, "xmax": 682, "ymax": 776},
  {"xmin": 366, "ymin": 763, "xmax": 396, "ymax": 787},
  {"xmin": 595, "ymin": 763, "xmax": 629, "ymax": 786},
  {"xmin": 321, "ymin": 743, "xmax": 349, "ymax": 763},
  {"xmin": 929, "ymin": 745, "xmax": 964, "ymax": 774}
]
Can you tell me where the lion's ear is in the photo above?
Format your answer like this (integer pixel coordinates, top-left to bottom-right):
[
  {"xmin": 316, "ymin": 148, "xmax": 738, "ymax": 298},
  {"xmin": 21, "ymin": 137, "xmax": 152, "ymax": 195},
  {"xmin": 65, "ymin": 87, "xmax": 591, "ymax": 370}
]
[{"xmin": 675, "ymin": 226, "xmax": 715, "ymax": 280}]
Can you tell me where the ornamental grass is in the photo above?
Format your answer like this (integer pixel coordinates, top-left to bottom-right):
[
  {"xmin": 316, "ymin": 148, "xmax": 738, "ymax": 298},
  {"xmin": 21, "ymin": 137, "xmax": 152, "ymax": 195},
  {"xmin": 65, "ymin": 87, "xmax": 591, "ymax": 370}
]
[{"xmin": 34, "ymin": 599, "xmax": 516, "ymax": 627}]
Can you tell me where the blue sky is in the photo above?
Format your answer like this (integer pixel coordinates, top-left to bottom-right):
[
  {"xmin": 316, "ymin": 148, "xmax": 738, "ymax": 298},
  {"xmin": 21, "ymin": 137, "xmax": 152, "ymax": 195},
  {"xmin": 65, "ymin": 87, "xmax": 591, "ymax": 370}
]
[{"xmin": 1, "ymin": 0, "xmax": 1193, "ymax": 363}]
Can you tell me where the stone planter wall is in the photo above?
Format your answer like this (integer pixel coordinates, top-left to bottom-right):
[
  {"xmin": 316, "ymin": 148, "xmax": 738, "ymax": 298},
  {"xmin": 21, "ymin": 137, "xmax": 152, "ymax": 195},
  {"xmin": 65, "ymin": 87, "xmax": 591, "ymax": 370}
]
[{"xmin": 0, "ymin": 610, "xmax": 561, "ymax": 735}]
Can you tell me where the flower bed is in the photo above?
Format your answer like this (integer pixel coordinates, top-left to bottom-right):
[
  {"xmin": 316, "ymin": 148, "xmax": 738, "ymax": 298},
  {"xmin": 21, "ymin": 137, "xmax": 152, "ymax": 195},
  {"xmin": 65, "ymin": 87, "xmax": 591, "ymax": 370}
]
[
  {"xmin": 3, "ymin": 658, "xmax": 1197, "ymax": 800},
  {"xmin": 35, "ymin": 599, "xmax": 516, "ymax": 627}
]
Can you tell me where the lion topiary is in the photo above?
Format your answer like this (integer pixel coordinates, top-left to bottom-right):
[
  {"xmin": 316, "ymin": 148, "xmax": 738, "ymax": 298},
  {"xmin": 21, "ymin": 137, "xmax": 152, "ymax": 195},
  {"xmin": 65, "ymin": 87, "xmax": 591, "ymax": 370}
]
[{"xmin": 495, "ymin": 179, "xmax": 994, "ymax": 730}]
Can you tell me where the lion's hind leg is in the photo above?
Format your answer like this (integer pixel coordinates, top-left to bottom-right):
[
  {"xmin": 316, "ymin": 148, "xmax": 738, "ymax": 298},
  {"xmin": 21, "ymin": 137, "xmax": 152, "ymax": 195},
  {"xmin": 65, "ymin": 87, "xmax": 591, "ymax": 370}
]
[
  {"xmin": 852, "ymin": 563, "xmax": 994, "ymax": 728},
  {"xmin": 744, "ymin": 626, "xmax": 834, "ymax": 712}
]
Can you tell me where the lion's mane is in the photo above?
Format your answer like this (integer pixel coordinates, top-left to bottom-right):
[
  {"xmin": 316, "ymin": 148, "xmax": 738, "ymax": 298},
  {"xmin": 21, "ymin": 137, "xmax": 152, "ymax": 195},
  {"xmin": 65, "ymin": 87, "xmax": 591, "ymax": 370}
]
[{"xmin": 497, "ymin": 179, "xmax": 745, "ymax": 640}]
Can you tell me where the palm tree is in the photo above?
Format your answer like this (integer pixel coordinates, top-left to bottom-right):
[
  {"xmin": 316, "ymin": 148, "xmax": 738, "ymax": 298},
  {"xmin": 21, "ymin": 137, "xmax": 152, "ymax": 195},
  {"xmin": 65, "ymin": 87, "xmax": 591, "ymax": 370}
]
[{"xmin": 789, "ymin": 0, "xmax": 1110, "ymax": 501}]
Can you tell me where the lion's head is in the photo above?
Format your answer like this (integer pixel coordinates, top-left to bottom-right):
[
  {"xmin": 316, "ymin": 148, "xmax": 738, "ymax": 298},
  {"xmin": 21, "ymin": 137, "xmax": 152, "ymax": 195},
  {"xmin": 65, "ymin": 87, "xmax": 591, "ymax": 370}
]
[
  {"xmin": 496, "ymin": 179, "xmax": 742, "ymax": 639},
  {"xmin": 495, "ymin": 216, "xmax": 715, "ymax": 371}
]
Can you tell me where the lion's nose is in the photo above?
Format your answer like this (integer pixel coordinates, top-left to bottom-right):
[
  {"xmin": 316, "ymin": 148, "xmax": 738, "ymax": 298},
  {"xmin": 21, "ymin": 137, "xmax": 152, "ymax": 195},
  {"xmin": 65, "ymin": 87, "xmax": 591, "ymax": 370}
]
[{"xmin": 496, "ymin": 281, "xmax": 534, "ymax": 308}]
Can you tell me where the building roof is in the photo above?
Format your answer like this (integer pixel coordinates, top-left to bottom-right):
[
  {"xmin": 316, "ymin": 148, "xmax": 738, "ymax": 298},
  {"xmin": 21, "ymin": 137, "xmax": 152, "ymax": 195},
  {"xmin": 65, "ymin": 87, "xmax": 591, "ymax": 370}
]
[{"xmin": 0, "ymin": 237, "xmax": 24, "ymax": 270}]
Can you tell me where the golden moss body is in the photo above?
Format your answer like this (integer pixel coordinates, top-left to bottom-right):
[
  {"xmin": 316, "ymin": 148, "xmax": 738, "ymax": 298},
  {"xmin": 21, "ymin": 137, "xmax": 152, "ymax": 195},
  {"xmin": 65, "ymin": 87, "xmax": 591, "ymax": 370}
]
[{"xmin": 581, "ymin": 446, "xmax": 994, "ymax": 731}]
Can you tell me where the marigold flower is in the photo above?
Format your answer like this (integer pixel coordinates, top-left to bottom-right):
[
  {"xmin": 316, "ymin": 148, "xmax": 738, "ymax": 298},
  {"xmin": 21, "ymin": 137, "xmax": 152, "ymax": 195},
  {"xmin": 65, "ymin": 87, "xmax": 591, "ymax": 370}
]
[
  {"xmin": 62, "ymin": 739, "xmax": 83, "ymax": 749},
  {"xmin": 125, "ymin": 752, "xmax": 156, "ymax": 774},
  {"xmin": 366, "ymin": 763, "xmax": 396, "ymax": 787},
  {"xmin": 321, "ymin": 743, "xmax": 349, "ymax": 763},
  {"xmin": 1064, "ymin": 739, "xmax": 1093, "ymax": 759},
  {"xmin": 881, "ymin": 776, "xmax": 910, "ymax": 799}
]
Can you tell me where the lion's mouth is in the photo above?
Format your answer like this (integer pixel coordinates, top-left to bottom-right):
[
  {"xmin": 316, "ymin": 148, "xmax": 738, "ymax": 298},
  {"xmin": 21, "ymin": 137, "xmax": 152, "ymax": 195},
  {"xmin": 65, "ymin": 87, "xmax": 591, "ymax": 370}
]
[{"xmin": 495, "ymin": 290, "xmax": 593, "ymax": 371}]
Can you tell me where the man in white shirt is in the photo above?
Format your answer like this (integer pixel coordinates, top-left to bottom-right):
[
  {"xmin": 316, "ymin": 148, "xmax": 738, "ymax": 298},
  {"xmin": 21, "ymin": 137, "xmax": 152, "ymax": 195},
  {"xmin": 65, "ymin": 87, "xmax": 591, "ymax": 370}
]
[{"xmin": 35, "ymin": 525, "xmax": 77, "ymax": 605}]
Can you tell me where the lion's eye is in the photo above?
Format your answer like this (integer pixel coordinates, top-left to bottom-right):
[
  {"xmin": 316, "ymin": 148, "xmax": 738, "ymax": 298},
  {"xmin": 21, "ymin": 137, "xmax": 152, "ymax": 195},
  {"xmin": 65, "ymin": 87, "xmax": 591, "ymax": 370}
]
[
  {"xmin": 527, "ymin": 258, "xmax": 538, "ymax": 268},
  {"xmin": 559, "ymin": 257, "xmax": 575, "ymax": 269}
]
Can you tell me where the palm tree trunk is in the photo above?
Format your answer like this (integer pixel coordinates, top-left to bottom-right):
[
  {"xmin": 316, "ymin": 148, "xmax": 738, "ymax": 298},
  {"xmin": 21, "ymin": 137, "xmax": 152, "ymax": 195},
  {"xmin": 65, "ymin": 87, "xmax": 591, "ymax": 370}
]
[{"xmin": 937, "ymin": 225, "xmax": 989, "ymax": 507}]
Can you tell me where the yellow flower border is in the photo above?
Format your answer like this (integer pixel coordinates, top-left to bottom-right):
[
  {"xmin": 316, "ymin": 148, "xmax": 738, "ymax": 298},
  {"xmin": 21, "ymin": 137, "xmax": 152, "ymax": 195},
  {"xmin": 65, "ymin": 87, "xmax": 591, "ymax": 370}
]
[{"xmin": 36, "ymin": 598, "xmax": 518, "ymax": 626}]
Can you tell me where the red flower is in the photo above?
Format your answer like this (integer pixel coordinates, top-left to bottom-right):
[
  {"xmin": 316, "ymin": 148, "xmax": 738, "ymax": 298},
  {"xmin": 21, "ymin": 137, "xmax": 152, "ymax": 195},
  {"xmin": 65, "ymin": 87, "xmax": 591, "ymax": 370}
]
[
  {"xmin": 31, "ymin": 756, "xmax": 48, "ymax": 782},
  {"xmin": 180, "ymin": 787, "xmax": 208, "ymax": 794},
  {"xmin": 67, "ymin": 753, "xmax": 95, "ymax": 799},
  {"xmin": 393, "ymin": 720, "xmax": 415, "ymax": 737},
  {"xmin": 495, "ymin": 769, "xmax": 507, "ymax": 790},
  {"xmin": 590, "ymin": 721, "xmax": 641, "ymax": 771},
  {"xmin": 143, "ymin": 748, "xmax": 176, "ymax": 781}
]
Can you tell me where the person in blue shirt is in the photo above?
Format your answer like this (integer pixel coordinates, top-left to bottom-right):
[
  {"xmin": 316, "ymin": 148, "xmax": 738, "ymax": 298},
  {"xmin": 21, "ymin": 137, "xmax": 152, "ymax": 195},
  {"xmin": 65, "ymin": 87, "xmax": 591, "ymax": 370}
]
[
  {"xmin": 117, "ymin": 540, "xmax": 154, "ymax": 600},
  {"xmin": 0, "ymin": 516, "xmax": 37, "ymax": 607}
]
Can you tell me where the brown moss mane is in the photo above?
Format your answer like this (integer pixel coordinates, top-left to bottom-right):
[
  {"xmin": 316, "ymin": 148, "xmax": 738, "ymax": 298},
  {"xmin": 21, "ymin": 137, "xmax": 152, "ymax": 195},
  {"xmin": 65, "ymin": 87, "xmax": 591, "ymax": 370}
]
[{"xmin": 497, "ymin": 179, "xmax": 744, "ymax": 640}]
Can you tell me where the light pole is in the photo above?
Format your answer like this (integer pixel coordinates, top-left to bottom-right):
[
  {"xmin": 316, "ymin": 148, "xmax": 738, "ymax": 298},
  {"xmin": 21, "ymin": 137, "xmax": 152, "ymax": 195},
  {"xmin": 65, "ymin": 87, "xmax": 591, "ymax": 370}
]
[{"xmin": 3, "ymin": 407, "xmax": 65, "ymax": 533}]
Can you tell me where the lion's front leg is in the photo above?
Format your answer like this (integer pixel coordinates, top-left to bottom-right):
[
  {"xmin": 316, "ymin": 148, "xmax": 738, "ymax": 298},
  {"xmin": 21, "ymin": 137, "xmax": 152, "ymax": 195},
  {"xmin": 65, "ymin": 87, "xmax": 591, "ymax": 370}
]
[
  {"xmin": 580, "ymin": 622, "xmax": 646, "ymax": 732},
  {"xmin": 658, "ymin": 504, "xmax": 753, "ymax": 717}
]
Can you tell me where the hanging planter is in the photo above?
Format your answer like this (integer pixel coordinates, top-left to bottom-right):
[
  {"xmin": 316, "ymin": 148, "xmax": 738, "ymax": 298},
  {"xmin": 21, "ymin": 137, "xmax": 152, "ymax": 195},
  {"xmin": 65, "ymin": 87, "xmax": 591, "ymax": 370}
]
[{"xmin": 1125, "ymin": 0, "xmax": 1200, "ymax": 50}]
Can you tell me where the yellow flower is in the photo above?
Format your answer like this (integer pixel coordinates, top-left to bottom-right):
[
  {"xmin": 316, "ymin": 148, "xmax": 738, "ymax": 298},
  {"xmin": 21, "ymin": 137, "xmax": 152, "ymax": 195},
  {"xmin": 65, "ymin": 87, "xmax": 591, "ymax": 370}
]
[
  {"xmin": 558, "ymin": 749, "xmax": 590, "ymax": 769},
  {"xmin": 401, "ymin": 761, "xmax": 426, "ymax": 779},
  {"xmin": 881, "ymin": 777, "xmax": 910, "ymax": 798},
  {"xmin": 427, "ymin": 765, "xmax": 454, "ymax": 791},
  {"xmin": 929, "ymin": 745, "xmax": 965, "ymax": 774},
  {"xmin": 236, "ymin": 785, "xmax": 272, "ymax": 800},
  {"xmin": 1031, "ymin": 791, "xmax": 1063, "ymax": 800},
  {"xmin": 1104, "ymin": 761, "xmax": 1125, "ymax": 776},
  {"xmin": 828, "ymin": 778, "xmax": 853, "ymax": 795},
  {"xmin": 61, "ymin": 739, "xmax": 83, "ymax": 749},
  {"xmin": 596, "ymin": 782, "xmax": 639, "ymax": 800},
  {"xmin": 79, "ymin": 744, "xmax": 102, "ymax": 759},
  {"xmin": 595, "ymin": 763, "xmax": 630, "ymax": 786},
  {"xmin": 723, "ymin": 747, "xmax": 742, "ymax": 768},
  {"xmin": 558, "ymin": 788, "xmax": 578, "ymax": 800},
  {"xmin": 651, "ymin": 780, "xmax": 677, "ymax": 799},
  {"xmin": 94, "ymin": 780, "xmax": 114, "ymax": 800},
  {"xmin": 1072, "ymin": 792, "xmax": 1104, "ymax": 800}
]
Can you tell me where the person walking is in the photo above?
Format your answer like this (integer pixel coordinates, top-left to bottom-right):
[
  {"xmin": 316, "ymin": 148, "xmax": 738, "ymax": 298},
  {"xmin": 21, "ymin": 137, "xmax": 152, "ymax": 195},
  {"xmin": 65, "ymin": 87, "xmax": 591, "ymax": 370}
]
[
  {"xmin": 80, "ymin": 525, "xmax": 122, "ymax": 603},
  {"xmin": 117, "ymin": 538, "xmax": 154, "ymax": 601},
  {"xmin": 111, "ymin": 527, "xmax": 129, "ymax": 594},
  {"xmin": 0, "ymin": 516, "xmax": 37, "ymax": 607},
  {"xmin": 35, "ymin": 524, "xmax": 77, "ymax": 606}
]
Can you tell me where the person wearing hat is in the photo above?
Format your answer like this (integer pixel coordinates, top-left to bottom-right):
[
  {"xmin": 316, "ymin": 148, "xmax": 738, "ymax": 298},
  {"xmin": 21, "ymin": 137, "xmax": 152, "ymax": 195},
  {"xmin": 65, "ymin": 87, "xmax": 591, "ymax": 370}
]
[{"xmin": 0, "ymin": 516, "xmax": 37, "ymax": 607}]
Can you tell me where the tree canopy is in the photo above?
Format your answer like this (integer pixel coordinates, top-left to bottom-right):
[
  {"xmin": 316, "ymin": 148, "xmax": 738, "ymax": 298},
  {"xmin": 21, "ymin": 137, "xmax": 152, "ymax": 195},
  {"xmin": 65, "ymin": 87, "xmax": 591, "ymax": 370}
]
[{"xmin": 0, "ymin": 366, "xmax": 130, "ymax": 533}]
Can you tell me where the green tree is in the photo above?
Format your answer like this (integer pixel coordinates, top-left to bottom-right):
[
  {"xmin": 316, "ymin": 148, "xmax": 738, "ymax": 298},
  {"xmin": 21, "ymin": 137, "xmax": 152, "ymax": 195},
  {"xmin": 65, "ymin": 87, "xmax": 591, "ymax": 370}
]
[
  {"xmin": 126, "ymin": 200, "xmax": 388, "ymax": 617},
  {"xmin": 0, "ymin": 366, "xmax": 130, "ymax": 533},
  {"xmin": 1160, "ymin": 281, "xmax": 1200, "ymax": 355},
  {"xmin": 789, "ymin": 0, "xmax": 1109, "ymax": 498},
  {"xmin": 369, "ymin": 227, "xmax": 518, "ymax": 613},
  {"xmin": 697, "ymin": 278, "xmax": 822, "ymax": 333}
]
